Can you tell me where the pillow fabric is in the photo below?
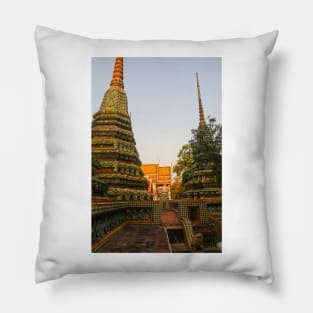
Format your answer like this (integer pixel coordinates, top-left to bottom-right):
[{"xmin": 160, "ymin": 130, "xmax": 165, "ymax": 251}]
[{"xmin": 35, "ymin": 26, "xmax": 278, "ymax": 283}]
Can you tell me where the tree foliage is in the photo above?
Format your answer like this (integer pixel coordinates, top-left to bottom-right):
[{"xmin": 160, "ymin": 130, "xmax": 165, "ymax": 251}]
[
  {"xmin": 190, "ymin": 116, "xmax": 222, "ymax": 169},
  {"xmin": 173, "ymin": 116, "xmax": 222, "ymax": 187},
  {"xmin": 173, "ymin": 144, "xmax": 194, "ymax": 184},
  {"xmin": 171, "ymin": 177, "xmax": 183, "ymax": 199}
]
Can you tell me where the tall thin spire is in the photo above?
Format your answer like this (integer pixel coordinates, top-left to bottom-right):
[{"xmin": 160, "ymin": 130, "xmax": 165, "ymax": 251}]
[
  {"xmin": 110, "ymin": 57, "xmax": 124, "ymax": 90},
  {"xmin": 196, "ymin": 72, "xmax": 205, "ymax": 126}
]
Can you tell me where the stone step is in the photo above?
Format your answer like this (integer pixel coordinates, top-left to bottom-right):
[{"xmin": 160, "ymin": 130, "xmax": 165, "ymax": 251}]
[{"xmin": 170, "ymin": 243, "xmax": 191, "ymax": 253}]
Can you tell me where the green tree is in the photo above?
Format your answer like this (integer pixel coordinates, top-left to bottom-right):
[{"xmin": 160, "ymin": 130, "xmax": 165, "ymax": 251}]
[
  {"xmin": 171, "ymin": 177, "xmax": 183, "ymax": 199},
  {"xmin": 173, "ymin": 144, "xmax": 194, "ymax": 184},
  {"xmin": 190, "ymin": 116, "xmax": 222, "ymax": 169},
  {"xmin": 174, "ymin": 116, "xmax": 222, "ymax": 188}
]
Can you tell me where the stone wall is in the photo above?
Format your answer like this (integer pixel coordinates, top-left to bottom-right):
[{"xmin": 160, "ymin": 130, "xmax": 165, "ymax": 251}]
[
  {"xmin": 92, "ymin": 199, "xmax": 221, "ymax": 244},
  {"xmin": 92, "ymin": 201, "xmax": 162, "ymax": 243}
]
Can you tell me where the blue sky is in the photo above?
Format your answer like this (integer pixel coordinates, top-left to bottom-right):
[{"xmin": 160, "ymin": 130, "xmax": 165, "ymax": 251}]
[{"xmin": 92, "ymin": 57, "xmax": 221, "ymax": 166}]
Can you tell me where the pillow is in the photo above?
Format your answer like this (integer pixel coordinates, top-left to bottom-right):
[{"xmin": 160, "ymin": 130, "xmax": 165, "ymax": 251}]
[{"xmin": 35, "ymin": 25, "xmax": 278, "ymax": 283}]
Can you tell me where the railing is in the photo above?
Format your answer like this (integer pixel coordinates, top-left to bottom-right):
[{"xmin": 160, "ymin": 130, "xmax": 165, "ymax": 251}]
[{"xmin": 180, "ymin": 217, "xmax": 194, "ymax": 249}]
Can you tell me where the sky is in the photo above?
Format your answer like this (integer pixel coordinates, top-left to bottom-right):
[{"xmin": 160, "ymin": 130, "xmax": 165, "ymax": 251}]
[{"xmin": 92, "ymin": 57, "xmax": 221, "ymax": 167}]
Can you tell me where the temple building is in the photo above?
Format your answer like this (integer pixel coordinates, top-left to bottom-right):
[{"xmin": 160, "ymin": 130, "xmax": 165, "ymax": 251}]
[
  {"xmin": 141, "ymin": 164, "xmax": 172, "ymax": 200},
  {"xmin": 92, "ymin": 57, "xmax": 152, "ymax": 203},
  {"xmin": 182, "ymin": 72, "xmax": 222, "ymax": 200}
]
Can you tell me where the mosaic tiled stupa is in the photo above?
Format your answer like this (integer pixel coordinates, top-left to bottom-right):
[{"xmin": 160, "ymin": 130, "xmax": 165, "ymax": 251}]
[
  {"xmin": 183, "ymin": 72, "xmax": 222, "ymax": 199},
  {"xmin": 92, "ymin": 57, "xmax": 152, "ymax": 201}
]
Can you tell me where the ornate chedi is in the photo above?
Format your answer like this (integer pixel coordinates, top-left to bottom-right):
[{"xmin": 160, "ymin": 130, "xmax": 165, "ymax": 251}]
[
  {"xmin": 183, "ymin": 72, "xmax": 222, "ymax": 199},
  {"xmin": 92, "ymin": 57, "xmax": 152, "ymax": 201}
]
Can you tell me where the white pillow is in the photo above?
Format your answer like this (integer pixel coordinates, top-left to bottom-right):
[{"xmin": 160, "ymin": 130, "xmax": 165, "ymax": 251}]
[{"xmin": 35, "ymin": 25, "xmax": 278, "ymax": 283}]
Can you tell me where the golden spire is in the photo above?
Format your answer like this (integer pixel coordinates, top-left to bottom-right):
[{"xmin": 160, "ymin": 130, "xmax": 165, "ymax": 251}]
[
  {"xmin": 110, "ymin": 57, "xmax": 124, "ymax": 91},
  {"xmin": 196, "ymin": 72, "xmax": 205, "ymax": 126}
]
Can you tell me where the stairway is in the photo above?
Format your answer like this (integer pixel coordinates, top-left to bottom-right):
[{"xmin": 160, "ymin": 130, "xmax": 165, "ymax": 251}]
[{"xmin": 161, "ymin": 210, "xmax": 191, "ymax": 252}]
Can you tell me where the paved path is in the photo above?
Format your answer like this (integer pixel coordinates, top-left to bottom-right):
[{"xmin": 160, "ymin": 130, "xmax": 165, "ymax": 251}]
[
  {"xmin": 95, "ymin": 224, "xmax": 171, "ymax": 253},
  {"xmin": 161, "ymin": 210, "xmax": 181, "ymax": 227}
]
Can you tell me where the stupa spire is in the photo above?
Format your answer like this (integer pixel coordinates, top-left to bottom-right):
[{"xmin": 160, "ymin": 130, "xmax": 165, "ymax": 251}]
[
  {"xmin": 110, "ymin": 57, "xmax": 124, "ymax": 90},
  {"xmin": 196, "ymin": 72, "xmax": 205, "ymax": 126}
]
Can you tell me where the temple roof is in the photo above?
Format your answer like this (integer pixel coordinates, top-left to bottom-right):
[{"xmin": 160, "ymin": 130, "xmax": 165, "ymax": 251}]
[
  {"xmin": 141, "ymin": 164, "xmax": 158, "ymax": 174},
  {"xmin": 158, "ymin": 166, "xmax": 171, "ymax": 176}
]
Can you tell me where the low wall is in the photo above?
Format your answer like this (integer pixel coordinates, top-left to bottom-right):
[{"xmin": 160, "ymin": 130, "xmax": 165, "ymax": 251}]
[
  {"xmin": 91, "ymin": 199, "xmax": 221, "ymax": 244},
  {"xmin": 92, "ymin": 201, "xmax": 162, "ymax": 243}
]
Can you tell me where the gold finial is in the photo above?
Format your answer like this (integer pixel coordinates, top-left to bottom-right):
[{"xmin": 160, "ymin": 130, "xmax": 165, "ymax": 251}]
[
  {"xmin": 196, "ymin": 72, "xmax": 205, "ymax": 125},
  {"xmin": 110, "ymin": 57, "xmax": 124, "ymax": 90}
]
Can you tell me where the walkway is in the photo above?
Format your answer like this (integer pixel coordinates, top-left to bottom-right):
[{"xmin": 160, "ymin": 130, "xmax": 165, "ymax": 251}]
[
  {"xmin": 95, "ymin": 224, "xmax": 171, "ymax": 253},
  {"xmin": 161, "ymin": 210, "xmax": 180, "ymax": 227}
]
